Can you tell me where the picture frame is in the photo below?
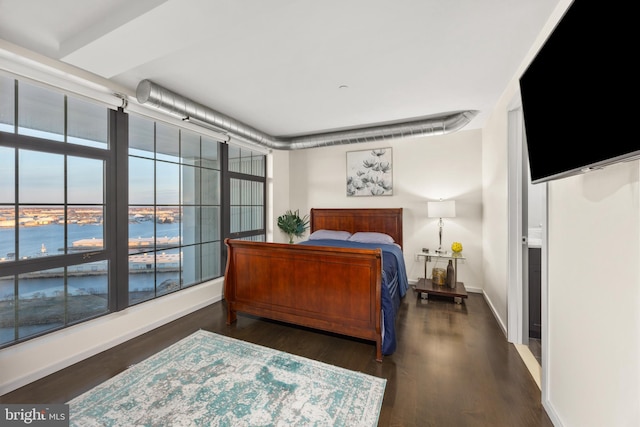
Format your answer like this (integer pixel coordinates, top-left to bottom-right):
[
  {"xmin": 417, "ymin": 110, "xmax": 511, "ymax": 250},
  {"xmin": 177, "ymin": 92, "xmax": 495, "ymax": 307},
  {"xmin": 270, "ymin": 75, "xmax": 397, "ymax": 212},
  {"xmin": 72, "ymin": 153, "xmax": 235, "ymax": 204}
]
[{"xmin": 346, "ymin": 148, "xmax": 393, "ymax": 197}]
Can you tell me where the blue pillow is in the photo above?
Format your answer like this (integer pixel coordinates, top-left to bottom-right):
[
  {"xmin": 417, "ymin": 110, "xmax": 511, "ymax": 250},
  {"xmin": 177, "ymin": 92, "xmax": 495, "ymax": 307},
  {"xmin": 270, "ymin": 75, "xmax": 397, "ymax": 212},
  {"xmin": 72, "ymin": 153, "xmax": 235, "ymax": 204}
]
[
  {"xmin": 308, "ymin": 229, "xmax": 352, "ymax": 241},
  {"xmin": 348, "ymin": 232, "xmax": 395, "ymax": 244}
]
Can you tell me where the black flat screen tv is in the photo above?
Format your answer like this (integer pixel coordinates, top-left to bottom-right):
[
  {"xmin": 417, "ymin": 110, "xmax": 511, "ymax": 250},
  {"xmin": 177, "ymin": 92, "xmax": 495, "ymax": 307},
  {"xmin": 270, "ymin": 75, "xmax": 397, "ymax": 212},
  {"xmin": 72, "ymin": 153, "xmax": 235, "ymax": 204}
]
[{"xmin": 519, "ymin": 0, "xmax": 638, "ymax": 184}]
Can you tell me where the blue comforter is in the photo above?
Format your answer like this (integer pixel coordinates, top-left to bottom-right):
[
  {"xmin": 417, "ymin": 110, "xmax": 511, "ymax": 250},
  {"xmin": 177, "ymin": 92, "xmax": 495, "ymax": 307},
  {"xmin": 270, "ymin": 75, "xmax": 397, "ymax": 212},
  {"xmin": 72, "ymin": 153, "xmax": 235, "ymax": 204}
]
[{"xmin": 297, "ymin": 239, "xmax": 409, "ymax": 355}]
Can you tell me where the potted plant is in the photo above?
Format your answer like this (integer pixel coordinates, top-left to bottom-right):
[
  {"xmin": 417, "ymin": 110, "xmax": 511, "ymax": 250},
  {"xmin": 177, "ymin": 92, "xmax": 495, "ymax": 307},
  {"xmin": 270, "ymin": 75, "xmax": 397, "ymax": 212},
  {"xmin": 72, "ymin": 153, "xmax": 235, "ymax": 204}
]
[{"xmin": 277, "ymin": 209, "xmax": 310, "ymax": 243}]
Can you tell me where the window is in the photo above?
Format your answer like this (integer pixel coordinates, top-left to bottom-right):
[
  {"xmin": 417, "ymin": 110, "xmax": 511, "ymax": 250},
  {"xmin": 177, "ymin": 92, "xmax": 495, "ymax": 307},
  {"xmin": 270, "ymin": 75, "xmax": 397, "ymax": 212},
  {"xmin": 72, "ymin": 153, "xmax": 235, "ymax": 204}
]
[
  {"xmin": 226, "ymin": 145, "xmax": 266, "ymax": 242},
  {"xmin": 0, "ymin": 73, "xmax": 267, "ymax": 348},
  {"xmin": 0, "ymin": 76, "xmax": 110, "ymax": 347},
  {"xmin": 127, "ymin": 115, "xmax": 222, "ymax": 305}
]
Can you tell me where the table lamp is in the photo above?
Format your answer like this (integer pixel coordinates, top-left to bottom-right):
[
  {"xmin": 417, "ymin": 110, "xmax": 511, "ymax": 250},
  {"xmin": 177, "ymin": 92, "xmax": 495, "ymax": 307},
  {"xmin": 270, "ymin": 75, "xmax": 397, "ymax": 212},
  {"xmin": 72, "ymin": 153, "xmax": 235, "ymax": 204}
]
[{"xmin": 427, "ymin": 199, "xmax": 456, "ymax": 253}]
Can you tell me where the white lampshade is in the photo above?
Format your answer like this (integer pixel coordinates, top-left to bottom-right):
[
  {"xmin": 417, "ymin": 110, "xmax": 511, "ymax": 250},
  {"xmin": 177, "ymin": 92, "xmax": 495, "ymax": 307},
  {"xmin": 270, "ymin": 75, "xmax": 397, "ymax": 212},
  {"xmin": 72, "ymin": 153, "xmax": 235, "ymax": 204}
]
[{"xmin": 427, "ymin": 200, "xmax": 456, "ymax": 218}]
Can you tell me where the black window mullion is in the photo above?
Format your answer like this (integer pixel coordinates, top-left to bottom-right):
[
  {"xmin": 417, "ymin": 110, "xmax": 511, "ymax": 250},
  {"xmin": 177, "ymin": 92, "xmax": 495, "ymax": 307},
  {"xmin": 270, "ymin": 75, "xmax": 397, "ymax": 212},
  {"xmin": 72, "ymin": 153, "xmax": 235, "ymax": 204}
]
[
  {"xmin": 113, "ymin": 107, "xmax": 129, "ymax": 311},
  {"xmin": 220, "ymin": 143, "xmax": 230, "ymax": 267},
  {"xmin": 152, "ymin": 123, "xmax": 157, "ymax": 299}
]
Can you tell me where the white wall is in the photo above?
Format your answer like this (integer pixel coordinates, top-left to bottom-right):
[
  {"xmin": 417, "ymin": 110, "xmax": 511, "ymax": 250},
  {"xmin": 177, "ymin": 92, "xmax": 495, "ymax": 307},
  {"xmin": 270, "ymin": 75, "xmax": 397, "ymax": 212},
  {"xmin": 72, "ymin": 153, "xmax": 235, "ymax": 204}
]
[
  {"xmin": 286, "ymin": 132, "xmax": 484, "ymax": 290},
  {"xmin": 268, "ymin": 149, "xmax": 291, "ymax": 243},
  {"xmin": 485, "ymin": 89, "xmax": 640, "ymax": 427},
  {"xmin": 481, "ymin": 0, "xmax": 640, "ymax": 424},
  {"xmin": 547, "ymin": 164, "xmax": 640, "ymax": 426},
  {"xmin": 481, "ymin": 101, "xmax": 511, "ymax": 328}
]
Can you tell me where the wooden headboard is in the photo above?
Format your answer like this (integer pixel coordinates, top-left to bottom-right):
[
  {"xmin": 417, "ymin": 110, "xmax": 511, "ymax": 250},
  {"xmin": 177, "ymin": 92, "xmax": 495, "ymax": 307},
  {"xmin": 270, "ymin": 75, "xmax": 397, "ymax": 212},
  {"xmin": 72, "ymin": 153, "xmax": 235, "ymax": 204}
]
[{"xmin": 310, "ymin": 208, "xmax": 403, "ymax": 248}]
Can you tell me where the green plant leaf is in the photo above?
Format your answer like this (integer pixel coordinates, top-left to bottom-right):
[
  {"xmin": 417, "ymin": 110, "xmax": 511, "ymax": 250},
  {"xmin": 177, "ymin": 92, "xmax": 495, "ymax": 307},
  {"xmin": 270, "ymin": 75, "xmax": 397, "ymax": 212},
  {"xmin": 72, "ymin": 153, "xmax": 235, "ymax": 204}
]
[{"xmin": 277, "ymin": 209, "xmax": 310, "ymax": 242}]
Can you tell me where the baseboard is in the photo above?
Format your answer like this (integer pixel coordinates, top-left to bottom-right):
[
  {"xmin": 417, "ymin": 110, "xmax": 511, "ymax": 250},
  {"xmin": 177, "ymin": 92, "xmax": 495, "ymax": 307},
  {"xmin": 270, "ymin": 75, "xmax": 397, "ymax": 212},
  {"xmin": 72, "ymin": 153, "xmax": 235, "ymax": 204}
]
[
  {"xmin": 542, "ymin": 399, "xmax": 564, "ymax": 426},
  {"xmin": 481, "ymin": 290, "xmax": 507, "ymax": 338}
]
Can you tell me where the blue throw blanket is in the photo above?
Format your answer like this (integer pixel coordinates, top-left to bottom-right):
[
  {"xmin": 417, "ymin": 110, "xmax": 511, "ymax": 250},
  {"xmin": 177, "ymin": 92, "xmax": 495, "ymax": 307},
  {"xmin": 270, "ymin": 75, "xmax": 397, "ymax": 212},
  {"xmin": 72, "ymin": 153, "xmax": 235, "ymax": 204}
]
[{"xmin": 297, "ymin": 239, "xmax": 409, "ymax": 355}]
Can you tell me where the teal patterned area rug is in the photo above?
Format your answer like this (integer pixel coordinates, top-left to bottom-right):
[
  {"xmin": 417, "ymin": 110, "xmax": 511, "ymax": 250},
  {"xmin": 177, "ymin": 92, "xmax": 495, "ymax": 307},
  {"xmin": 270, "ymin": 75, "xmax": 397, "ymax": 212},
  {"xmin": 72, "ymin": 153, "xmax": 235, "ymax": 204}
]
[{"xmin": 68, "ymin": 330, "xmax": 386, "ymax": 426}]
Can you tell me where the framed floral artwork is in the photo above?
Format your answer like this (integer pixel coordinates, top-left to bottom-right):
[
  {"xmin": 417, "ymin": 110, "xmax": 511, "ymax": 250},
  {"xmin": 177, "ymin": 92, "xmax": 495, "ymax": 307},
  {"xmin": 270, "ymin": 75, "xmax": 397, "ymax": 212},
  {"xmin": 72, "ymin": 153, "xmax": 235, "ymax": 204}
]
[{"xmin": 346, "ymin": 148, "xmax": 393, "ymax": 196}]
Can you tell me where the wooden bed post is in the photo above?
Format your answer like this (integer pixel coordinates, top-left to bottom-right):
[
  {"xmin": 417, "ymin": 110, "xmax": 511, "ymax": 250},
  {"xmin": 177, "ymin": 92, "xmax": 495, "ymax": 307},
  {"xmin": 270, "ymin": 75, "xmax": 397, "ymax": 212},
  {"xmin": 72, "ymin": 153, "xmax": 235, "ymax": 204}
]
[{"xmin": 223, "ymin": 238, "xmax": 237, "ymax": 325}]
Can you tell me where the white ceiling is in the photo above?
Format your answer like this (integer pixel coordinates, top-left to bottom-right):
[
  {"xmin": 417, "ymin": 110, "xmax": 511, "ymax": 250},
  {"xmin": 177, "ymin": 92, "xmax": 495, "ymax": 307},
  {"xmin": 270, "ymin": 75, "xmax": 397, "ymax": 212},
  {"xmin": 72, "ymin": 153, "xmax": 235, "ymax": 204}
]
[{"xmin": 0, "ymin": 0, "xmax": 561, "ymax": 138}]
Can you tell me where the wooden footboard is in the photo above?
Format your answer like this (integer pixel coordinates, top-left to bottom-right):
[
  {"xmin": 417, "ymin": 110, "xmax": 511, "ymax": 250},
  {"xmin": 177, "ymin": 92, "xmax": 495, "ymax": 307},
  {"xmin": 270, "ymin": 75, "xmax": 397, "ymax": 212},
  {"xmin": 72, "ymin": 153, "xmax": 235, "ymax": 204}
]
[{"xmin": 224, "ymin": 239, "xmax": 384, "ymax": 362}]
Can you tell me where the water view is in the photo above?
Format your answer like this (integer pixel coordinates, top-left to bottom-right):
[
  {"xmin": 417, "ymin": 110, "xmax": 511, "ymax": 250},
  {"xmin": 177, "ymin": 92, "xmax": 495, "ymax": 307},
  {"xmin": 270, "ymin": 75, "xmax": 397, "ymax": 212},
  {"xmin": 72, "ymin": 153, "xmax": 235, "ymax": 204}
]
[{"xmin": 0, "ymin": 209, "xmax": 183, "ymax": 344}]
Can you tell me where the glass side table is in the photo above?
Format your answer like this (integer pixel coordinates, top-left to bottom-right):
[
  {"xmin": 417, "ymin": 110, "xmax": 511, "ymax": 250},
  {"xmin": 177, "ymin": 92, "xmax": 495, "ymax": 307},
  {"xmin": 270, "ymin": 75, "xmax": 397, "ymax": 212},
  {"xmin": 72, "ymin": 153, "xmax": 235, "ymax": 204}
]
[{"xmin": 415, "ymin": 250, "xmax": 468, "ymax": 303}]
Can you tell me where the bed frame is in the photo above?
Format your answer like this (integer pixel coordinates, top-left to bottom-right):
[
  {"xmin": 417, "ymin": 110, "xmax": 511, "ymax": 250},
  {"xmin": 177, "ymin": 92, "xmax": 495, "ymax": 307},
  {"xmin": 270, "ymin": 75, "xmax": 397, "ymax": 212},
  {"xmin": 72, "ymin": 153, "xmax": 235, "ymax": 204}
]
[{"xmin": 224, "ymin": 208, "xmax": 403, "ymax": 362}]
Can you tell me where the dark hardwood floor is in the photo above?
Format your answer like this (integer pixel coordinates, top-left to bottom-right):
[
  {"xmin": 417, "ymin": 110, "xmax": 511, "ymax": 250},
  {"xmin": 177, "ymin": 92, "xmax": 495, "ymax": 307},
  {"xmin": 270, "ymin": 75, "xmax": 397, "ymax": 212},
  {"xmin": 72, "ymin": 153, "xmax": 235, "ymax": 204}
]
[{"xmin": 0, "ymin": 291, "xmax": 553, "ymax": 426}]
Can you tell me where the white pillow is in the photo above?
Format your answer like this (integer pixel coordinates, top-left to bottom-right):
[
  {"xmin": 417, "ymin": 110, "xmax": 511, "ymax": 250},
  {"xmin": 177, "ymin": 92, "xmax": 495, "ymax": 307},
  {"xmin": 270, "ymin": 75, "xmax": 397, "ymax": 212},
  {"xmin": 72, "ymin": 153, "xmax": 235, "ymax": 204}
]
[
  {"xmin": 348, "ymin": 232, "xmax": 395, "ymax": 244},
  {"xmin": 308, "ymin": 229, "xmax": 352, "ymax": 241}
]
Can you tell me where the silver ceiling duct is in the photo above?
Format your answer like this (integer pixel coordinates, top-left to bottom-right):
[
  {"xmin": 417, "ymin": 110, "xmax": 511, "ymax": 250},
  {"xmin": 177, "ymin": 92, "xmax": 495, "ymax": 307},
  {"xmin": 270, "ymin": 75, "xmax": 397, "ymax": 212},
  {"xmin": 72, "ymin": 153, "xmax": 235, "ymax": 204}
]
[{"xmin": 136, "ymin": 79, "xmax": 477, "ymax": 150}]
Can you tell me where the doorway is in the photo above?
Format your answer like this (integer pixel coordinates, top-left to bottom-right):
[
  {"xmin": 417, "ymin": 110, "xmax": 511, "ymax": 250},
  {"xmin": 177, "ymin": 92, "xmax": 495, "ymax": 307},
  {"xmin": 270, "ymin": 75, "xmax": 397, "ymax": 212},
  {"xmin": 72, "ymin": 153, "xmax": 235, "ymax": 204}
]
[
  {"xmin": 507, "ymin": 101, "xmax": 548, "ymax": 385},
  {"xmin": 526, "ymin": 161, "xmax": 544, "ymax": 363}
]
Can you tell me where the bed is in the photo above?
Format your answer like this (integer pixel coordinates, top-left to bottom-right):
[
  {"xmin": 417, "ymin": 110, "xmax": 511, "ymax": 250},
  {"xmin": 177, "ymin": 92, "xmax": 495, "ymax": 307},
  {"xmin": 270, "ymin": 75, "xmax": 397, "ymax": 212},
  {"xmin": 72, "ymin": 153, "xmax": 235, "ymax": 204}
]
[{"xmin": 223, "ymin": 208, "xmax": 408, "ymax": 362}]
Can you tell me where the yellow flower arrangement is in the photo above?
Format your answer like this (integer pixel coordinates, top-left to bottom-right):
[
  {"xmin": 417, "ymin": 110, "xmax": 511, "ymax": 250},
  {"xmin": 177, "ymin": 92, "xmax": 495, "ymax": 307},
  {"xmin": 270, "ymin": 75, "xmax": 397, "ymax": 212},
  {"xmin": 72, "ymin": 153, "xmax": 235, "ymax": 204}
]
[{"xmin": 451, "ymin": 242, "xmax": 463, "ymax": 253}]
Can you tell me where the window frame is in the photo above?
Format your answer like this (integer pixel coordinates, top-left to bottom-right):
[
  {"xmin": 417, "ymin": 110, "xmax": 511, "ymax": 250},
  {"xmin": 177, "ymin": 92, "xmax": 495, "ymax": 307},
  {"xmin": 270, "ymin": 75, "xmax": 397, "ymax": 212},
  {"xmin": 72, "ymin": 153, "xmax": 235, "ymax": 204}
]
[
  {"xmin": 0, "ymin": 80, "xmax": 116, "ymax": 347},
  {"xmin": 0, "ymin": 74, "xmax": 268, "ymax": 349},
  {"xmin": 123, "ymin": 112, "xmax": 225, "ymax": 308}
]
